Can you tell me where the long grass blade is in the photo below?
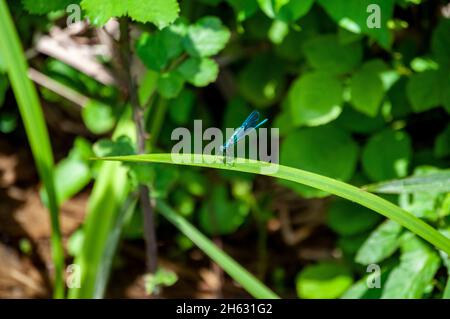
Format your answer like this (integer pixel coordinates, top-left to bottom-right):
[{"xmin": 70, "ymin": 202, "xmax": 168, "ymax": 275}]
[
  {"xmin": 0, "ymin": 0, "xmax": 64, "ymax": 298},
  {"xmin": 156, "ymin": 201, "xmax": 280, "ymax": 299},
  {"xmin": 98, "ymin": 154, "xmax": 450, "ymax": 256}
]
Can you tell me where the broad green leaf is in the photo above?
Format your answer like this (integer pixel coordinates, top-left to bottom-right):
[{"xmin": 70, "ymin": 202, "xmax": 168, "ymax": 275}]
[
  {"xmin": 49, "ymin": 158, "xmax": 91, "ymax": 206},
  {"xmin": 303, "ymin": 34, "xmax": 363, "ymax": 74},
  {"xmin": 157, "ymin": 71, "xmax": 184, "ymax": 99},
  {"xmin": 327, "ymin": 200, "xmax": 382, "ymax": 236},
  {"xmin": 22, "ymin": 0, "xmax": 78, "ymax": 14},
  {"xmin": 431, "ymin": 19, "xmax": 450, "ymax": 70},
  {"xmin": 198, "ymin": 185, "xmax": 250, "ymax": 235},
  {"xmin": 279, "ymin": 126, "xmax": 359, "ymax": 198},
  {"xmin": 435, "ymin": 124, "xmax": 450, "ymax": 158},
  {"xmin": 317, "ymin": 0, "xmax": 395, "ymax": 49},
  {"xmin": 238, "ymin": 54, "xmax": 286, "ymax": 108},
  {"xmin": 177, "ymin": 57, "xmax": 219, "ymax": 87},
  {"xmin": 382, "ymin": 233, "xmax": 441, "ymax": 298},
  {"xmin": 96, "ymin": 153, "xmax": 450, "ymax": 256},
  {"xmin": 138, "ymin": 70, "xmax": 159, "ymax": 106},
  {"xmin": 81, "ymin": 0, "xmax": 179, "ymax": 28},
  {"xmin": 350, "ymin": 60, "xmax": 387, "ymax": 117},
  {"xmin": 93, "ymin": 135, "xmax": 136, "ymax": 158},
  {"xmin": 287, "ymin": 71, "xmax": 343, "ymax": 126},
  {"xmin": 362, "ymin": 129, "xmax": 412, "ymax": 182},
  {"xmin": 406, "ymin": 70, "xmax": 443, "ymax": 112},
  {"xmin": 136, "ymin": 24, "xmax": 186, "ymax": 72},
  {"xmin": 296, "ymin": 262, "xmax": 353, "ymax": 299},
  {"xmin": 183, "ymin": 16, "xmax": 231, "ymax": 57},
  {"xmin": 81, "ymin": 100, "xmax": 116, "ymax": 134},
  {"xmin": 223, "ymin": 98, "xmax": 252, "ymax": 130},
  {"xmin": 258, "ymin": 0, "xmax": 314, "ymax": 22},
  {"xmin": 355, "ymin": 219, "xmax": 402, "ymax": 264}
]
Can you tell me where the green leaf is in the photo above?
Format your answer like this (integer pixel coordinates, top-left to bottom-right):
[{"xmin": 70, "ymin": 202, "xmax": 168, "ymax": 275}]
[
  {"xmin": 183, "ymin": 16, "xmax": 231, "ymax": 57},
  {"xmin": 157, "ymin": 72, "xmax": 184, "ymax": 99},
  {"xmin": 406, "ymin": 70, "xmax": 443, "ymax": 112},
  {"xmin": 355, "ymin": 219, "xmax": 402, "ymax": 264},
  {"xmin": 382, "ymin": 233, "xmax": 441, "ymax": 298},
  {"xmin": 96, "ymin": 153, "xmax": 450, "ymax": 256},
  {"xmin": 279, "ymin": 126, "xmax": 359, "ymax": 198},
  {"xmin": 364, "ymin": 169, "xmax": 450, "ymax": 194},
  {"xmin": 327, "ymin": 200, "xmax": 382, "ymax": 236},
  {"xmin": 81, "ymin": 0, "xmax": 180, "ymax": 28},
  {"xmin": 45, "ymin": 157, "xmax": 91, "ymax": 206},
  {"xmin": 168, "ymin": 89, "xmax": 195, "ymax": 125},
  {"xmin": 362, "ymin": 129, "xmax": 412, "ymax": 182},
  {"xmin": 287, "ymin": 71, "xmax": 343, "ymax": 126},
  {"xmin": 82, "ymin": 100, "xmax": 116, "ymax": 134},
  {"xmin": 93, "ymin": 135, "xmax": 136, "ymax": 158},
  {"xmin": 303, "ymin": 34, "xmax": 363, "ymax": 74},
  {"xmin": 226, "ymin": 0, "xmax": 258, "ymax": 22},
  {"xmin": 199, "ymin": 185, "xmax": 250, "ymax": 235},
  {"xmin": 296, "ymin": 262, "xmax": 353, "ymax": 299},
  {"xmin": 177, "ymin": 57, "xmax": 219, "ymax": 87},
  {"xmin": 350, "ymin": 60, "xmax": 387, "ymax": 117},
  {"xmin": 435, "ymin": 124, "xmax": 450, "ymax": 158},
  {"xmin": 431, "ymin": 19, "xmax": 450, "ymax": 70},
  {"xmin": 238, "ymin": 54, "xmax": 286, "ymax": 108},
  {"xmin": 136, "ymin": 24, "xmax": 186, "ymax": 71},
  {"xmin": 258, "ymin": 0, "xmax": 315, "ymax": 22},
  {"xmin": 317, "ymin": 0, "xmax": 395, "ymax": 49},
  {"xmin": 22, "ymin": 0, "xmax": 77, "ymax": 14}
]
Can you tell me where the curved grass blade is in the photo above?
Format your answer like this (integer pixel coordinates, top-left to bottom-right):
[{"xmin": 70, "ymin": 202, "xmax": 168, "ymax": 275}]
[
  {"xmin": 0, "ymin": 0, "xmax": 64, "ymax": 298},
  {"xmin": 97, "ymin": 154, "xmax": 450, "ymax": 256},
  {"xmin": 156, "ymin": 201, "xmax": 279, "ymax": 299}
]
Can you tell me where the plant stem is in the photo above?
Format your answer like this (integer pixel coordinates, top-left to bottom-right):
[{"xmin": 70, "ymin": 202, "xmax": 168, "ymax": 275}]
[{"xmin": 120, "ymin": 19, "xmax": 158, "ymax": 275}]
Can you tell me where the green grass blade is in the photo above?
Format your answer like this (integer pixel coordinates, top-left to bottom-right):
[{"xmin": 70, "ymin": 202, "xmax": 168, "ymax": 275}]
[
  {"xmin": 156, "ymin": 201, "xmax": 280, "ymax": 299},
  {"xmin": 363, "ymin": 170, "xmax": 450, "ymax": 194},
  {"xmin": 69, "ymin": 110, "xmax": 136, "ymax": 298},
  {"xmin": 98, "ymin": 154, "xmax": 450, "ymax": 256},
  {"xmin": 0, "ymin": 0, "xmax": 64, "ymax": 298}
]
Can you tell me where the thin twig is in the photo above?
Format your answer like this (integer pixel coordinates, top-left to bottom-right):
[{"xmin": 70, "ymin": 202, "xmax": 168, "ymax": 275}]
[{"xmin": 119, "ymin": 19, "xmax": 158, "ymax": 276}]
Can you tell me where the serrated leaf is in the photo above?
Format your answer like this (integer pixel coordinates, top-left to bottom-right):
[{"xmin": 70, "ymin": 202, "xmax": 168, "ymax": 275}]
[
  {"xmin": 350, "ymin": 60, "xmax": 387, "ymax": 117},
  {"xmin": 177, "ymin": 57, "xmax": 219, "ymax": 87},
  {"xmin": 303, "ymin": 34, "xmax": 363, "ymax": 74},
  {"xmin": 183, "ymin": 16, "xmax": 231, "ymax": 57},
  {"xmin": 362, "ymin": 129, "xmax": 412, "ymax": 182},
  {"xmin": 327, "ymin": 200, "xmax": 382, "ymax": 236},
  {"xmin": 287, "ymin": 71, "xmax": 343, "ymax": 126},
  {"xmin": 355, "ymin": 219, "xmax": 402, "ymax": 265},
  {"xmin": 81, "ymin": 0, "xmax": 179, "ymax": 28},
  {"xmin": 296, "ymin": 262, "xmax": 353, "ymax": 299},
  {"xmin": 382, "ymin": 233, "xmax": 441, "ymax": 298},
  {"xmin": 279, "ymin": 126, "xmax": 359, "ymax": 198},
  {"xmin": 22, "ymin": 0, "xmax": 78, "ymax": 14}
]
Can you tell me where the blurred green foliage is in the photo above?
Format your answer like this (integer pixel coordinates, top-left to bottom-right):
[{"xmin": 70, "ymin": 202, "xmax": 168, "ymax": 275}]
[{"xmin": 2, "ymin": 0, "xmax": 448, "ymax": 299}]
